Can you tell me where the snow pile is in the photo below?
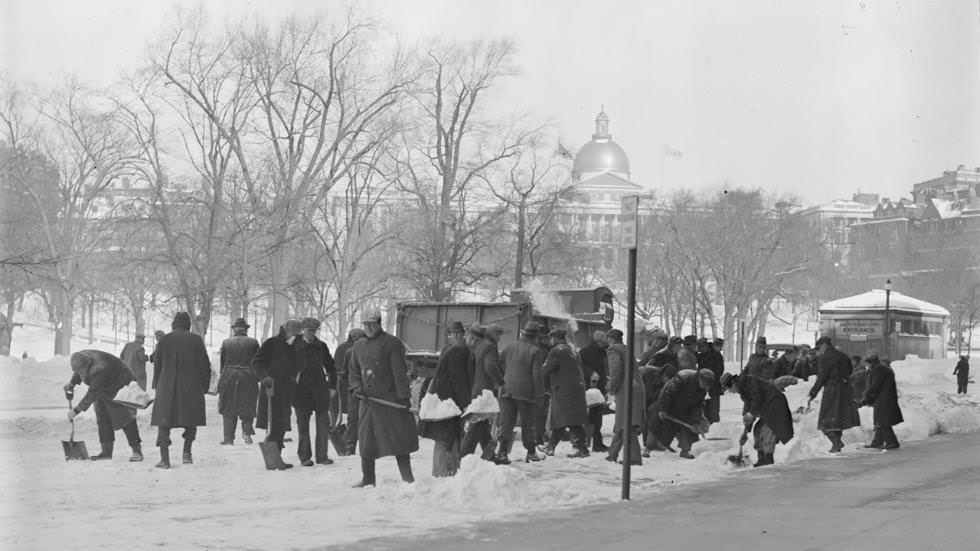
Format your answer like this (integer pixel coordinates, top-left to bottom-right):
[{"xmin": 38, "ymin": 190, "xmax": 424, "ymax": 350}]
[
  {"xmin": 418, "ymin": 392, "xmax": 462, "ymax": 420},
  {"xmin": 1, "ymin": 355, "xmax": 78, "ymax": 410},
  {"xmin": 462, "ymin": 389, "xmax": 500, "ymax": 420}
]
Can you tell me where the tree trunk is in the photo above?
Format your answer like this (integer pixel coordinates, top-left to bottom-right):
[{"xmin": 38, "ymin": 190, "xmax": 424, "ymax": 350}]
[
  {"xmin": 53, "ymin": 288, "xmax": 74, "ymax": 356},
  {"xmin": 514, "ymin": 200, "xmax": 527, "ymax": 288}
]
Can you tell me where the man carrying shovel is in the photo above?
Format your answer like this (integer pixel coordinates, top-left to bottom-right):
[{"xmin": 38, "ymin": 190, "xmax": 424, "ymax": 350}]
[
  {"xmin": 64, "ymin": 350, "xmax": 144, "ymax": 462},
  {"xmin": 720, "ymin": 372, "xmax": 794, "ymax": 467}
]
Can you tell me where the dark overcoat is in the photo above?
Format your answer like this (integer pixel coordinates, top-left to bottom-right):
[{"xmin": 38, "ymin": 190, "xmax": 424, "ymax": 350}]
[
  {"xmin": 349, "ymin": 329, "xmax": 419, "ymax": 459},
  {"xmin": 677, "ymin": 347, "xmax": 698, "ymax": 371},
  {"xmin": 954, "ymin": 359, "xmax": 970, "ymax": 383},
  {"xmin": 419, "ymin": 340, "xmax": 472, "ymax": 443},
  {"xmin": 607, "ymin": 342, "xmax": 644, "ymax": 431},
  {"xmin": 151, "ymin": 329, "xmax": 211, "ymax": 427},
  {"xmin": 217, "ymin": 335, "xmax": 260, "ymax": 418},
  {"xmin": 862, "ymin": 361, "xmax": 904, "ymax": 428},
  {"xmin": 658, "ymin": 369, "xmax": 707, "ymax": 424},
  {"xmin": 252, "ymin": 329, "xmax": 297, "ymax": 433},
  {"xmin": 735, "ymin": 375, "xmax": 794, "ymax": 444},
  {"xmin": 542, "ymin": 343, "xmax": 588, "ymax": 428},
  {"xmin": 809, "ymin": 345, "xmax": 861, "ymax": 432},
  {"xmin": 469, "ymin": 337, "xmax": 503, "ymax": 397},
  {"xmin": 579, "ymin": 341, "xmax": 608, "ymax": 391},
  {"xmin": 119, "ymin": 341, "xmax": 148, "ymax": 389},
  {"xmin": 500, "ymin": 337, "xmax": 546, "ymax": 403},
  {"xmin": 293, "ymin": 336, "xmax": 335, "ymax": 412},
  {"xmin": 744, "ymin": 353, "xmax": 774, "ymax": 380},
  {"xmin": 700, "ymin": 348, "xmax": 725, "ymax": 397},
  {"xmin": 334, "ymin": 340, "xmax": 354, "ymax": 414},
  {"xmin": 70, "ymin": 350, "xmax": 137, "ymax": 430}
]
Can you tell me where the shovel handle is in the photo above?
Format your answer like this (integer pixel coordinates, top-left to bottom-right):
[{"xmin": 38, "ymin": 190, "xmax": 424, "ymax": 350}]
[{"xmin": 67, "ymin": 397, "xmax": 75, "ymax": 442}]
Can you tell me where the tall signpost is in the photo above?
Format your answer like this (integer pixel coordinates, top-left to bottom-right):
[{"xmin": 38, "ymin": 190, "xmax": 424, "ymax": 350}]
[
  {"xmin": 884, "ymin": 279, "xmax": 892, "ymax": 358},
  {"xmin": 620, "ymin": 195, "xmax": 639, "ymax": 500}
]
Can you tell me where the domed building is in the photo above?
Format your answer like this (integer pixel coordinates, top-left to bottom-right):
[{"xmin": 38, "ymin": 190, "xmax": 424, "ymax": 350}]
[{"xmin": 557, "ymin": 107, "xmax": 649, "ymax": 267}]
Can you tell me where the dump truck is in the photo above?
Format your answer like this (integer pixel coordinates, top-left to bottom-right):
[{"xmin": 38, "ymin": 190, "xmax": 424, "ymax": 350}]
[{"xmin": 396, "ymin": 287, "xmax": 614, "ymax": 378}]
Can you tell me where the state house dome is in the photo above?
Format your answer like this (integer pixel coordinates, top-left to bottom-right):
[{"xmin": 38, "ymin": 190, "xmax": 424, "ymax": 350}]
[{"xmin": 572, "ymin": 107, "xmax": 630, "ymax": 178}]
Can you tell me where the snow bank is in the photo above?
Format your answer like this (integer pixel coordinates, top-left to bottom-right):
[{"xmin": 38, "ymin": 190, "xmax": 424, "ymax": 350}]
[{"xmin": 1, "ymin": 351, "xmax": 978, "ymax": 550}]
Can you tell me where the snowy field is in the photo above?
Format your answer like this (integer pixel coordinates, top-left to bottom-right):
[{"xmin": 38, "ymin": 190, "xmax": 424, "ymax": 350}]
[{"xmin": 1, "ymin": 325, "xmax": 978, "ymax": 550}]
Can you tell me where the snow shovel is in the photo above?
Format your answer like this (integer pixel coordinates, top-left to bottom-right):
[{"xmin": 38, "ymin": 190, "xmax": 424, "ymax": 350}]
[
  {"xmin": 663, "ymin": 413, "xmax": 707, "ymax": 435},
  {"xmin": 62, "ymin": 396, "xmax": 89, "ymax": 461},
  {"xmin": 795, "ymin": 397, "xmax": 813, "ymax": 415},
  {"xmin": 727, "ymin": 429, "xmax": 749, "ymax": 467},
  {"xmin": 258, "ymin": 385, "xmax": 288, "ymax": 470},
  {"xmin": 327, "ymin": 390, "xmax": 352, "ymax": 456}
]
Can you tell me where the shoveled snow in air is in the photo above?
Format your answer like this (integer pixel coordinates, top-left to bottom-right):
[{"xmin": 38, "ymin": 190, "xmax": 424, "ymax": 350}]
[{"xmin": 1, "ymin": 325, "xmax": 977, "ymax": 550}]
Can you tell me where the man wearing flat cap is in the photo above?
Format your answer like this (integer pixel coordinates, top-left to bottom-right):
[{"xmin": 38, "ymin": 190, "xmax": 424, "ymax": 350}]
[
  {"xmin": 699, "ymin": 337, "xmax": 725, "ymax": 425},
  {"xmin": 720, "ymin": 372, "xmax": 794, "ymax": 466},
  {"xmin": 120, "ymin": 333, "xmax": 149, "ymax": 390},
  {"xmin": 334, "ymin": 327, "xmax": 367, "ymax": 455},
  {"xmin": 860, "ymin": 350, "xmax": 903, "ymax": 450},
  {"xmin": 461, "ymin": 323, "xmax": 504, "ymax": 461},
  {"xmin": 639, "ymin": 334, "xmax": 681, "ymax": 453},
  {"xmin": 744, "ymin": 336, "xmax": 775, "ymax": 380},
  {"xmin": 420, "ymin": 321, "xmax": 472, "ymax": 476},
  {"xmin": 151, "ymin": 312, "xmax": 212, "ymax": 468},
  {"xmin": 494, "ymin": 321, "xmax": 547, "ymax": 464},
  {"xmin": 253, "ymin": 319, "xmax": 303, "ymax": 470},
  {"xmin": 678, "ymin": 335, "xmax": 699, "ymax": 371},
  {"xmin": 218, "ymin": 318, "xmax": 260, "ymax": 445},
  {"xmin": 539, "ymin": 327, "xmax": 590, "ymax": 458},
  {"xmin": 605, "ymin": 328, "xmax": 645, "ymax": 464},
  {"xmin": 657, "ymin": 368, "xmax": 715, "ymax": 459},
  {"xmin": 579, "ymin": 330, "xmax": 610, "ymax": 451},
  {"xmin": 349, "ymin": 309, "xmax": 419, "ymax": 486},
  {"xmin": 293, "ymin": 317, "xmax": 336, "ymax": 466},
  {"xmin": 808, "ymin": 336, "xmax": 860, "ymax": 453}
]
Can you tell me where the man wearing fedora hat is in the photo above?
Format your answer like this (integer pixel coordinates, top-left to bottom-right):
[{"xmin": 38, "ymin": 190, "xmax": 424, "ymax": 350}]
[
  {"xmin": 494, "ymin": 321, "xmax": 547, "ymax": 464},
  {"xmin": 808, "ymin": 336, "xmax": 861, "ymax": 453},
  {"xmin": 461, "ymin": 323, "xmax": 504, "ymax": 461},
  {"xmin": 120, "ymin": 333, "xmax": 149, "ymax": 390},
  {"xmin": 540, "ymin": 327, "xmax": 590, "ymax": 458},
  {"xmin": 293, "ymin": 317, "xmax": 336, "ymax": 466},
  {"xmin": 860, "ymin": 350, "xmax": 903, "ymax": 450},
  {"xmin": 218, "ymin": 318, "xmax": 261, "ymax": 445}
]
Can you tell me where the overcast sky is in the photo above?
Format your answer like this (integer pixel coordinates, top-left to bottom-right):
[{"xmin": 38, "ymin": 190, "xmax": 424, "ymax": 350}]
[{"xmin": 3, "ymin": 0, "xmax": 978, "ymax": 206}]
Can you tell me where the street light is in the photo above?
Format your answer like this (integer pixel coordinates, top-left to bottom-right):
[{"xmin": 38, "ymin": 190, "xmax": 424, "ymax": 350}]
[{"xmin": 884, "ymin": 279, "xmax": 892, "ymax": 358}]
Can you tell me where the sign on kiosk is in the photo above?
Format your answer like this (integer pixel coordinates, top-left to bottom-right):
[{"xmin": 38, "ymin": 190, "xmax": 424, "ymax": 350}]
[{"xmin": 621, "ymin": 195, "xmax": 639, "ymax": 249}]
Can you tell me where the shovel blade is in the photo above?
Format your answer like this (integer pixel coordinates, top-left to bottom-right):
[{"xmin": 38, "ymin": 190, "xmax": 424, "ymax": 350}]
[
  {"xmin": 726, "ymin": 454, "xmax": 746, "ymax": 466},
  {"xmin": 63, "ymin": 440, "xmax": 89, "ymax": 461},
  {"xmin": 259, "ymin": 440, "xmax": 284, "ymax": 470},
  {"xmin": 328, "ymin": 425, "xmax": 351, "ymax": 457}
]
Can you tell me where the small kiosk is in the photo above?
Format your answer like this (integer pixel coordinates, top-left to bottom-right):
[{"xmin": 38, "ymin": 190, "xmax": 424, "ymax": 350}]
[{"xmin": 819, "ymin": 289, "xmax": 949, "ymax": 360}]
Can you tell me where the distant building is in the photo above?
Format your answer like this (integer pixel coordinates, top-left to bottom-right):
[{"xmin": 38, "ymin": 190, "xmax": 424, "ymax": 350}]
[
  {"xmin": 797, "ymin": 195, "xmax": 876, "ymax": 265},
  {"xmin": 911, "ymin": 165, "xmax": 980, "ymax": 205},
  {"xmin": 556, "ymin": 107, "xmax": 651, "ymax": 268}
]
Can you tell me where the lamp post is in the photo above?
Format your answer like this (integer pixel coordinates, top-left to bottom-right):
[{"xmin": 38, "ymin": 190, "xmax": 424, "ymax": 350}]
[{"xmin": 884, "ymin": 279, "xmax": 892, "ymax": 358}]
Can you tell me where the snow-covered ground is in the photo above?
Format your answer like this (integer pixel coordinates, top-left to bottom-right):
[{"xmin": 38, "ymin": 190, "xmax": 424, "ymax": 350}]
[{"xmin": 1, "ymin": 327, "xmax": 978, "ymax": 550}]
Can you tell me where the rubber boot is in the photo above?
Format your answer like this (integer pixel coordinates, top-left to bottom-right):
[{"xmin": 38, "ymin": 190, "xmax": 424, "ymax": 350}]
[
  {"xmin": 182, "ymin": 439, "xmax": 193, "ymax": 464},
  {"xmin": 494, "ymin": 438, "xmax": 514, "ymax": 465},
  {"xmin": 396, "ymin": 454, "xmax": 415, "ymax": 483},
  {"xmin": 353, "ymin": 456, "xmax": 377, "ymax": 488},
  {"xmin": 91, "ymin": 441, "xmax": 113, "ymax": 461},
  {"xmin": 130, "ymin": 443, "xmax": 143, "ymax": 462},
  {"xmin": 155, "ymin": 446, "xmax": 171, "ymax": 469}
]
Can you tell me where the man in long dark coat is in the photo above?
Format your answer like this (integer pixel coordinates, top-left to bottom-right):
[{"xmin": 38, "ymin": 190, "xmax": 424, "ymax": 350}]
[
  {"xmin": 658, "ymin": 368, "xmax": 714, "ymax": 459},
  {"xmin": 721, "ymin": 372, "xmax": 794, "ymax": 466},
  {"xmin": 953, "ymin": 355, "xmax": 970, "ymax": 394},
  {"xmin": 293, "ymin": 317, "xmax": 336, "ymax": 466},
  {"xmin": 579, "ymin": 330, "xmax": 609, "ymax": 452},
  {"xmin": 120, "ymin": 334, "xmax": 149, "ymax": 390},
  {"xmin": 699, "ymin": 337, "xmax": 725, "ymax": 425},
  {"xmin": 253, "ymin": 319, "xmax": 302, "ymax": 469},
  {"xmin": 606, "ymin": 329, "xmax": 644, "ymax": 465},
  {"xmin": 151, "ymin": 312, "xmax": 211, "ymax": 468},
  {"xmin": 495, "ymin": 322, "xmax": 547, "ymax": 464},
  {"xmin": 744, "ymin": 337, "xmax": 774, "ymax": 380},
  {"xmin": 861, "ymin": 351, "xmax": 903, "ymax": 449},
  {"xmin": 334, "ymin": 329, "xmax": 358, "ymax": 424},
  {"xmin": 349, "ymin": 309, "xmax": 419, "ymax": 486},
  {"xmin": 64, "ymin": 350, "xmax": 143, "ymax": 461},
  {"xmin": 808, "ymin": 336, "xmax": 861, "ymax": 453},
  {"xmin": 461, "ymin": 323, "xmax": 504, "ymax": 461},
  {"xmin": 338, "ymin": 328, "xmax": 367, "ymax": 454},
  {"xmin": 540, "ymin": 327, "xmax": 590, "ymax": 458},
  {"xmin": 218, "ymin": 317, "xmax": 260, "ymax": 445},
  {"xmin": 640, "ymin": 335, "xmax": 681, "ymax": 453},
  {"xmin": 420, "ymin": 321, "xmax": 472, "ymax": 476}
]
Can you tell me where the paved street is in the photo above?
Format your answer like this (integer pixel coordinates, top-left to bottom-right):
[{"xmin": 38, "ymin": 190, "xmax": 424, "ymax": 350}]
[{"xmin": 326, "ymin": 431, "xmax": 980, "ymax": 551}]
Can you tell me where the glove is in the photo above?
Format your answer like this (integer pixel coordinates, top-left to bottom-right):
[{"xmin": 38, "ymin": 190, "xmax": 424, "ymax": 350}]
[
  {"xmin": 658, "ymin": 411, "xmax": 667, "ymax": 420},
  {"xmin": 742, "ymin": 412, "xmax": 756, "ymax": 425},
  {"xmin": 66, "ymin": 409, "xmax": 77, "ymax": 422},
  {"xmin": 262, "ymin": 377, "xmax": 274, "ymax": 388},
  {"xmin": 738, "ymin": 433, "xmax": 748, "ymax": 446}
]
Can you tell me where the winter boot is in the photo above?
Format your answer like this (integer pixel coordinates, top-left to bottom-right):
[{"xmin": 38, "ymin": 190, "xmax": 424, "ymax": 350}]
[
  {"xmin": 221, "ymin": 416, "xmax": 235, "ymax": 445},
  {"xmin": 539, "ymin": 442, "xmax": 556, "ymax": 456},
  {"xmin": 155, "ymin": 446, "xmax": 171, "ymax": 469},
  {"xmin": 182, "ymin": 439, "xmax": 194, "ymax": 464},
  {"xmin": 129, "ymin": 444, "xmax": 143, "ymax": 462},
  {"xmin": 864, "ymin": 429, "xmax": 884, "ymax": 449},
  {"xmin": 525, "ymin": 450, "xmax": 545, "ymax": 462},
  {"xmin": 353, "ymin": 457, "xmax": 377, "ymax": 488},
  {"xmin": 494, "ymin": 439, "xmax": 514, "ymax": 465},
  {"xmin": 396, "ymin": 454, "xmax": 415, "ymax": 483},
  {"xmin": 91, "ymin": 442, "xmax": 113, "ymax": 461},
  {"xmin": 829, "ymin": 432, "xmax": 844, "ymax": 453},
  {"xmin": 567, "ymin": 446, "xmax": 590, "ymax": 458}
]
